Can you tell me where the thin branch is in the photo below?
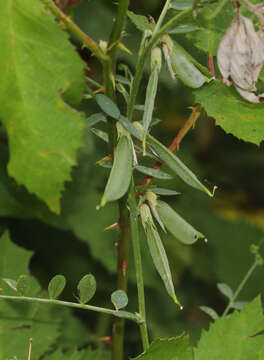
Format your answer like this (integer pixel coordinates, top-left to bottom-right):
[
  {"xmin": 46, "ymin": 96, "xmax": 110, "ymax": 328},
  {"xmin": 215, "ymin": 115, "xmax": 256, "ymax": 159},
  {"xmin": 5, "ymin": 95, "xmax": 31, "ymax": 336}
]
[
  {"xmin": 41, "ymin": 0, "xmax": 108, "ymax": 62},
  {"xmin": 0, "ymin": 295, "xmax": 139, "ymax": 323}
]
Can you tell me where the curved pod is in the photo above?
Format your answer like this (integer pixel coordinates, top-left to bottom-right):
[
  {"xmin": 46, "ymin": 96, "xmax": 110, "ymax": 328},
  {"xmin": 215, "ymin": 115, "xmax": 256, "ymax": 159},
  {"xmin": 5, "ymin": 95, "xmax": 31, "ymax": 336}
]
[
  {"xmin": 100, "ymin": 135, "xmax": 133, "ymax": 207},
  {"xmin": 157, "ymin": 200, "xmax": 205, "ymax": 245}
]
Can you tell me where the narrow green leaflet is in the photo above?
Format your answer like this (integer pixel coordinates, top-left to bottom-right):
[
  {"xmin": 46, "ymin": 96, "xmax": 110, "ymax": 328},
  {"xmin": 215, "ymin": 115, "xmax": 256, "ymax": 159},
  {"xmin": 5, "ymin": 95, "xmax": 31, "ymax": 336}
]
[
  {"xmin": 195, "ymin": 296, "xmax": 264, "ymax": 359},
  {"xmin": 127, "ymin": 10, "xmax": 155, "ymax": 32},
  {"xmin": 194, "ymin": 81, "xmax": 264, "ymax": 145},
  {"xmin": 170, "ymin": 0, "xmax": 194, "ymax": 10},
  {"xmin": 48, "ymin": 274, "xmax": 66, "ymax": 299},
  {"xmin": 131, "ymin": 335, "xmax": 193, "ymax": 360},
  {"xmin": 157, "ymin": 200, "xmax": 205, "ymax": 245},
  {"xmin": 77, "ymin": 274, "xmax": 96, "ymax": 304},
  {"xmin": 0, "ymin": 0, "xmax": 86, "ymax": 213},
  {"xmin": 217, "ymin": 282, "xmax": 233, "ymax": 299},
  {"xmin": 136, "ymin": 166, "xmax": 173, "ymax": 180},
  {"xmin": 95, "ymin": 94, "xmax": 120, "ymax": 119},
  {"xmin": 200, "ymin": 306, "xmax": 219, "ymax": 320},
  {"xmin": 0, "ymin": 232, "xmax": 60, "ymax": 359},
  {"xmin": 151, "ymin": 188, "xmax": 180, "ymax": 196},
  {"xmin": 140, "ymin": 204, "xmax": 180, "ymax": 305},
  {"xmin": 147, "ymin": 134, "xmax": 213, "ymax": 196},
  {"xmin": 111, "ymin": 290, "xmax": 128, "ymax": 310}
]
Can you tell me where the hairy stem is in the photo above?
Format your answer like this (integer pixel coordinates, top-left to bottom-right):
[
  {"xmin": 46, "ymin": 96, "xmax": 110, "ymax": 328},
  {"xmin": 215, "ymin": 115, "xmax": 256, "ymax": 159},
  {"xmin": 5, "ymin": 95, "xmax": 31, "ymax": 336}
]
[
  {"xmin": 128, "ymin": 178, "xmax": 149, "ymax": 351},
  {"xmin": 41, "ymin": 0, "xmax": 107, "ymax": 61},
  {"xmin": 108, "ymin": 0, "xmax": 130, "ymax": 64},
  {"xmin": 152, "ymin": 0, "xmax": 171, "ymax": 36},
  {"xmin": 0, "ymin": 295, "xmax": 139, "ymax": 322}
]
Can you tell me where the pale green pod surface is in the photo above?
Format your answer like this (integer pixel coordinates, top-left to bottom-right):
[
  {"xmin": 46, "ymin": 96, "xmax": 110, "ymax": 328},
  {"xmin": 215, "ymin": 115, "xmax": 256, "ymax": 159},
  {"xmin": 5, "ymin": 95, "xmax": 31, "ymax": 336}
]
[
  {"xmin": 163, "ymin": 35, "xmax": 206, "ymax": 88},
  {"xmin": 148, "ymin": 134, "xmax": 213, "ymax": 196},
  {"xmin": 101, "ymin": 135, "xmax": 133, "ymax": 206},
  {"xmin": 157, "ymin": 200, "xmax": 205, "ymax": 245},
  {"xmin": 140, "ymin": 204, "xmax": 181, "ymax": 306}
]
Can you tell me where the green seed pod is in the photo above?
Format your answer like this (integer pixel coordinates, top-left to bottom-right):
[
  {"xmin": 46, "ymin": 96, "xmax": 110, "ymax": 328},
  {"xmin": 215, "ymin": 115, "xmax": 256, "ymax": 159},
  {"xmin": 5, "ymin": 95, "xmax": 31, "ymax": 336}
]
[
  {"xmin": 100, "ymin": 133, "xmax": 133, "ymax": 207},
  {"xmin": 142, "ymin": 47, "xmax": 162, "ymax": 154},
  {"xmin": 157, "ymin": 200, "xmax": 205, "ymax": 245},
  {"xmin": 140, "ymin": 204, "xmax": 181, "ymax": 306},
  {"xmin": 162, "ymin": 34, "xmax": 206, "ymax": 88}
]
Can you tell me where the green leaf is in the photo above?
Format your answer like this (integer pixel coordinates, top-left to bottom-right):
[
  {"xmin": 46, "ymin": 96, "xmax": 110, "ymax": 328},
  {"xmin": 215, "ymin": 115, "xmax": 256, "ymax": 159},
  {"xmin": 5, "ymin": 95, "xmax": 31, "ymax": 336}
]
[
  {"xmin": 95, "ymin": 94, "xmax": 120, "ymax": 119},
  {"xmin": 127, "ymin": 10, "xmax": 155, "ymax": 32},
  {"xmin": 0, "ymin": 232, "xmax": 60, "ymax": 359},
  {"xmin": 48, "ymin": 274, "xmax": 66, "ymax": 299},
  {"xmin": 157, "ymin": 200, "xmax": 205, "ymax": 245},
  {"xmin": 151, "ymin": 188, "xmax": 180, "ymax": 196},
  {"xmin": 200, "ymin": 306, "xmax": 219, "ymax": 320},
  {"xmin": 87, "ymin": 113, "xmax": 107, "ymax": 127},
  {"xmin": 131, "ymin": 335, "xmax": 193, "ymax": 360},
  {"xmin": 17, "ymin": 275, "xmax": 31, "ymax": 296},
  {"xmin": 77, "ymin": 274, "xmax": 96, "ymax": 304},
  {"xmin": 45, "ymin": 348, "xmax": 110, "ymax": 360},
  {"xmin": 187, "ymin": 2, "xmax": 234, "ymax": 55},
  {"xmin": 170, "ymin": 0, "xmax": 194, "ymax": 10},
  {"xmin": 195, "ymin": 296, "xmax": 264, "ymax": 359},
  {"xmin": 232, "ymin": 301, "xmax": 249, "ymax": 310},
  {"xmin": 90, "ymin": 128, "xmax": 109, "ymax": 143},
  {"xmin": 147, "ymin": 134, "xmax": 213, "ymax": 196},
  {"xmin": 111, "ymin": 289, "xmax": 128, "ymax": 310},
  {"xmin": 0, "ymin": 0, "xmax": 85, "ymax": 213},
  {"xmin": 136, "ymin": 166, "xmax": 174, "ymax": 180},
  {"xmin": 217, "ymin": 282, "xmax": 233, "ymax": 299},
  {"xmin": 194, "ymin": 81, "xmax": 264, "ymax": 145}
]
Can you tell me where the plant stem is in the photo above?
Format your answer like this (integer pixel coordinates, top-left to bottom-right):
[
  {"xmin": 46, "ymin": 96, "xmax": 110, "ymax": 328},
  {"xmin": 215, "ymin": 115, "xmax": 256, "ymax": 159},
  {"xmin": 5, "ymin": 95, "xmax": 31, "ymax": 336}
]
[
  {"xmin": 41, "ymin": 0, "xmax": 107, "ymax": 62},
  {"xmin": 222, "ymin": 259, "xmax": 259, "ymax": 317},
  {"xmin": 108, "ymin": 0, "xmax": 130, "ymax": 64},
  {"xmin": 128, "ymin": 178, "xmax": 149, "ymax": 351},
  {"xmin": 0, "ymin": 295, "xmax": 139, "ymax": 322},
  {"xmin": 152, "ymin": 0, "xmax": 171, "ymax": 36},
  {"xmin": 127, "ymin": 7, "xmax": 192, "ymax": 122},
  {"xmin": 112, "ymin": 196, "xmax": 131, "ymax": 360}
]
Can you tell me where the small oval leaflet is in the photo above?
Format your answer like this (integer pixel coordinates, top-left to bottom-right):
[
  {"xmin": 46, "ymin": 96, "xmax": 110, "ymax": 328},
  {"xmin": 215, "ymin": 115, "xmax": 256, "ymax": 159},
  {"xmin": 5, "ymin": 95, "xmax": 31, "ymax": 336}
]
[
  {"xmin": 111, "ymin": 289, "xmax": 128, "ymax": 310},
  {"xmin": 77, "ymin": 274, "xmax": 96, "ymax": 304},
  {"xmin": 217, "ymin": 283, "xmax": 233, "ymax": 299},
  {"xmin": 17, "ymin": 275, "xmax": 31, "ymax": 296},
  {"xmin": 95, "ymin": 94, "xmax": 120, "ymax": 119},
  {"xmin": 200, "ymin": 306, "xmax": 219, "ymax": 321},
  {"xmin": 48, "ymin": 274, "xmax": 66, "ymax": 300}
]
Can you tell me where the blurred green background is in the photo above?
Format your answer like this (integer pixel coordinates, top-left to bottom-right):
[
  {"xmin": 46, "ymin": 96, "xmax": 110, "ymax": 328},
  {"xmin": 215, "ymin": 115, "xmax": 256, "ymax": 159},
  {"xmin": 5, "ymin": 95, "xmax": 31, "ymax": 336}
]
[{"xmin": 1, "ymin": 0, "xmax": 264, "ymax": 358}]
